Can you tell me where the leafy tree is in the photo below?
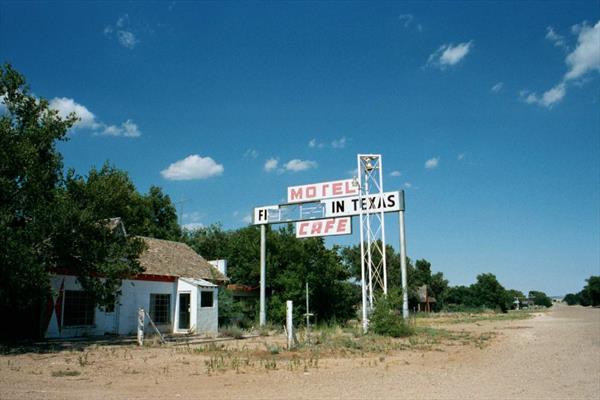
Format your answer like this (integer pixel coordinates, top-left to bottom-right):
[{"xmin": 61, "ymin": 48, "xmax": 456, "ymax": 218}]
[
  {"xmin": 185, "ymin": 224, "xmax": 359, "ymax": 325},
  {"xmin": 581, "ymin": 276, "xmax": 600, "ymax": 307},
  {"xmin": 469, "ymin": 273, "xmax": 511, "ymax": 312},
  {"xmin": 65, "ymin": 164, "xmax": 181, "ymax": 240},
  {"xmin": 563, "ymin": 293, "xmax": 579, "ymax": 305},
  {"xmin": 0, "ymin": 65, "xmax": 146, "ymax": 338},
  {"xmin": 444, "ymin": 285, "xmax": 474, "ymax": 309},
  {"xmin": 528, "ymin": 290, "xmax": 553, "ymax": 308}
]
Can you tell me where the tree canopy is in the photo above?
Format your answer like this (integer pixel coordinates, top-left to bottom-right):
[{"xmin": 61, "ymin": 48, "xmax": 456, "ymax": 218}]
[{"xmin": 0, "ymin": 65, "xmax": 179, "ymax": 338}]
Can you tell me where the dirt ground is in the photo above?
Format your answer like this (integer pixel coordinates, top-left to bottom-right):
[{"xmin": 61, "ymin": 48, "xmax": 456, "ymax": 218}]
[{"xmin": 1, "ymin": 304, "xmax": 598, "ymax": 400}]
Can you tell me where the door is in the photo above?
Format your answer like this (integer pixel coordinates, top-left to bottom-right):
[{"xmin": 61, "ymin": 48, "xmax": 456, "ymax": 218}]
[{"xmin": 178, "ymin": 293, "xmax": 191, "ymax": 330}]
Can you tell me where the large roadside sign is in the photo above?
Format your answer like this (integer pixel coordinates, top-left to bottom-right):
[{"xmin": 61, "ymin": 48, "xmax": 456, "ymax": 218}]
[{"xmin": 253, "ymin": 191, "xmax": 403, "ymax": 225}]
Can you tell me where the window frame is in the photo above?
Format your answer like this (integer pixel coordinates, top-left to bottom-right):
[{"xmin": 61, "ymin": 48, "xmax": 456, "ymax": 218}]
[
  {"xmin": 63, "ymin": 290, "xmax": 96, "ymax": 327},
  {"xmin": 149, "ymin": 293, "xmax": 171, "ymax": 325},
  {"xmin": 200, "ymin": 290, "xmax": 214, "ymax": 308}
]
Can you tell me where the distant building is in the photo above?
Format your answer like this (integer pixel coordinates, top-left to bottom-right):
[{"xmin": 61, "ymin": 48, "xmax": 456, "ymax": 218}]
[
  {"xmin": 43, "ymin": 236, "xmax": 228, "ymax": 339},
  {"xmin": 417, "ymin": 285, "xmax": 436, "ymax": 312}
]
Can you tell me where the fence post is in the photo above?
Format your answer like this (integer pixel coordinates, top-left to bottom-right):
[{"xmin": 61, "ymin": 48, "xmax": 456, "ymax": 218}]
[
  {"xmin": 137, "ymin": 308, "xmax": 144, "ymax": 346},
  {"xmin": 286, "ymin": 300, "xmax": 293, "ymax": 349}
]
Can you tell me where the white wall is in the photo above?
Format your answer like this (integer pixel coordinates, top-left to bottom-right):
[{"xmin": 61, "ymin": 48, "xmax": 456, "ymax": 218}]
[
  {"xmin": 45, "ymin": 275, "xmax": 219, "ymax": 339},
  {"xmin": 196, "ymin": 287, "xmax": 218, "ymax": 335},
  {"xmin": 45, "ymin": 275, "xmax": 176, "ymax": 339}
]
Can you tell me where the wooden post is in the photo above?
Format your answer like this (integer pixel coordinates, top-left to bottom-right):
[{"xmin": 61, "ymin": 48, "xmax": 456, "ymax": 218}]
[
  {"xmin": 286, "ymin": 300, "xmax": 293, "ymax": 349},
  {"xmin": 137, "ymin": 308, "xmax": 144, "ymax": 346}
]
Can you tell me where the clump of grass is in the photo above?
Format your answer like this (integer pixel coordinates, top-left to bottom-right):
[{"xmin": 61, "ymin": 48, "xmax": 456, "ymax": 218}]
[
  {"xmin": 220, "ymin": 325, "xmax": 244, "ymax": 339},
  {"xmin": 264, "ymin": 342, "xmax": 281, "ymax": 355},
  {"xmin": 52, "ymin": 369, "xmax": 81, "ymax": 377}
]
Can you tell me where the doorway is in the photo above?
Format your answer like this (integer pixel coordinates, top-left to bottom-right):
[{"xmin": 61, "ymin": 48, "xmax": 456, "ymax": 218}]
[{"xmin": 178, "ymin": 293, "xmax": 190, "ymax": 330}]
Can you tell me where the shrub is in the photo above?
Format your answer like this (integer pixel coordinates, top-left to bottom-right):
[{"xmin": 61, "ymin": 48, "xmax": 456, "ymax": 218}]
[
  {"xmin": 369, "ymin": 291, "xmax": 414, "ymax": 338},
  {"xmin": 219, "ymin": 325, "xmax": 244, "ymax": 339}
]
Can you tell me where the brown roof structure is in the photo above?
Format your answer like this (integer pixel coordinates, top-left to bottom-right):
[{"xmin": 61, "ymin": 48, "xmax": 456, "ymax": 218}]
[{"xmin": 137, "ymin": 236, "xmax": 228, "ymax": 283}]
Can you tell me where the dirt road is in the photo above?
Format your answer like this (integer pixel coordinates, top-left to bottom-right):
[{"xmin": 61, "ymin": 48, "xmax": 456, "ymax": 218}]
[{"xmin": 1, "ymin": 304, "xmax": 598, "ymax": 399}]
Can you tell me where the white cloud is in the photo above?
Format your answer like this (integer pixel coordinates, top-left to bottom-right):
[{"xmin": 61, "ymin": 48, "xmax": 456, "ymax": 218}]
[
  {"xmin": 398, "ymin": 14, "xmax": 414, "ymax": 28},
  {"xmin": 522, "ymin": 83, "xmax": 566, "ymax": 107},
  {"xmin": 425, "ymin": 157, "xmax": 439, "ymax": 169},
  {"xmin": 49, "ymin": 97, "xmax": 141, "ymax": 137},
  {"xmin": 427, "ymin": 41, "xmax": 473, "ymax": 69},
  {"xmin": 244, "ymin": 149, "xmax": 259, "ymax": 159},
  {"xmin": 117, "ymin": 31, "xmax": 138, "ymax": 49},
  {"xmin": 49, "ymin": 97, "xmax": 99, "ymax": 129},
  {"xmin": 284, "ymin": 159, "xmax": 317, "ymax": 172},
  {"xmin": 182, "ymin": 222, "xmax": 204, "ymax": 231},
  {"xmin": 104, "ymin": 14, "xmax": 139, "ymax": 49},
  {"xmin": 546, "ymin": 26, "xmax": 567, "ymax": 50},
  {"xmin": 309, "ymin": 137, "xmax": 347, "ymax": 149},
  {"xmin": 524, "ymin": 20, "xmax": 599, "ymax": 108},
  {"xmin": 308, "ymin": 138, "xmax": 325, "ymax": 148},
  {"xmin": 491, "ymin": 82, "xmax": 504, "ymax": 93},
  {"xmin": 264, "ymin": 158, "xmax": 279, "ymax": 172},
  {"xmin": 564, "ymin": 21, "xmax": 600, "ymax": 81},
  {"xmin": 404, "ymin": 182, "xmax": 412, "ymax": 189},
  {"xmin": 457, "ymin": 153, "xmax": 466, "ymax": 161},
  {"xmin": 390, "ymin": 170, "xmax": 402, "ymax": 177},
  {"xmin": 161, "ymin": 155, "xmax": 224, "ymax": 180},
  {"xmin": 331, "ymin": 137, "xmax": 346, "ymax": 148},
  {"xmin": 242, "ymin": 215, "xmax": 252, "ymax": 224},
  {"xmin": 183, "ymin": 211, "xmax": 203, "ymax": 223}
]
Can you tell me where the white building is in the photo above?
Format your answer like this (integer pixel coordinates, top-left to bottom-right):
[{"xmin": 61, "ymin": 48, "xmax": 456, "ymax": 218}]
[{"xmin": 43, "ymin": 236, "xmax": 228, "ymax": 339}]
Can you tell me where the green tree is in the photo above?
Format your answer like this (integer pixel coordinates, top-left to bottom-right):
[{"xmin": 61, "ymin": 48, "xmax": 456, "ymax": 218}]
[
  {"xmin": 65, "ymin": 164, "xmax": 181, "ymax": 240},
  {"xmin": 470, "ymin": 273, "xmax": 511, "ymax": 312},
  {"xmin": 0, "ymin": 65, "xmax": 145, "ymax": 338},
  {"xmin": 563, "ymin": 293, "xmax": 580, "ymax": 306},
  {"xmin": 186, "ymin": 223, "xmax": 359, "ymax": 325},
  {"xmin": 528, "ymin": 290, "xmax": 553, "ymax": 308},
  {"xmin": 581, "ymin": 276, "xmax": 600, "ymax": 307}
]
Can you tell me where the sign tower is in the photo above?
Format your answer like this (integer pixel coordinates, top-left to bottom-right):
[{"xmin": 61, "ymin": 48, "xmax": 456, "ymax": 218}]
[{"xmin": 356, "ymin": 154, "xmax": 388, "ymax": 331}]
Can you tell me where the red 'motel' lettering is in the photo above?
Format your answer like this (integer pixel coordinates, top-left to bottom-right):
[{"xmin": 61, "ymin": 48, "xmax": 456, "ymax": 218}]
[{"xmin": 290, "ymin": 188, "xmax": 303, "ymax": 201}]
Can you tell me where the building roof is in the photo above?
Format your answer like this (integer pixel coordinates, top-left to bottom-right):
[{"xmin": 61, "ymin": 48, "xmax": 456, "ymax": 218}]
[{"xmin": 137, "ymin": 236, "xmax": 228, "ymax": 283}]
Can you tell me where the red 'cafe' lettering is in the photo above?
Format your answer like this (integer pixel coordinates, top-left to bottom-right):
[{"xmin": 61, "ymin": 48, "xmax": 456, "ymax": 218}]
[{"xmin": 296, "ymin": 217, "xmax": 351, "ymax": 238}]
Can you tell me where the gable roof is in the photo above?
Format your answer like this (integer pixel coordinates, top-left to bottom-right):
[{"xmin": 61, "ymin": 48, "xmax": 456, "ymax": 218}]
[{"xmin": 137, "ymin": 236, "xmax": 228, "ymax": 283}]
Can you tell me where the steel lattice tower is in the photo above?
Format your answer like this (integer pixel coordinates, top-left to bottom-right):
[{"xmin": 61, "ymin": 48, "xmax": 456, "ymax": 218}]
[{"xmin": 357, "ymin": 154, "xmax": 388, "ymax": 332}]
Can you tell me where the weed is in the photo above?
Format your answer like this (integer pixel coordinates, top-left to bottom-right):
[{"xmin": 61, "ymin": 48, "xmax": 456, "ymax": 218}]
[{"xmin": 52, "ymin": 369, "xmax": 81, "ymax": 377}]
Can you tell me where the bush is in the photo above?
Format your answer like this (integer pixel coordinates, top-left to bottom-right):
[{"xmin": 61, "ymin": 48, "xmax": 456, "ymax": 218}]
[
  {"xmin": 219, "ymin": 325, "xmax": 244, "ymax": 339},
  {"xmin": 369, "ymin": 291, "xmax": 414, "ymax": 338},
  {"xmin": 529, "ymin": 290, "xmax": 553, "ymax": 308}
]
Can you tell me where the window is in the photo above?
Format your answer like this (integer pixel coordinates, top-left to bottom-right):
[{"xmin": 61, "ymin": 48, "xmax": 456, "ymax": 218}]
[
  {"xmin": 63, "ymin": 290, "xmax": 95, "ymax": 326},
  {"xmin": 150, "ymin": 294, "xmax": 171, "ymax": 324},
  {"xmin": 200, "ymin": 291, "xmax": 214, "ymax": 308}
]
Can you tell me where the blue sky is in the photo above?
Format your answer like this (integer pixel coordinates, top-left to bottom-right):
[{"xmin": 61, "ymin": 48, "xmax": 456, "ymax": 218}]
[{"xmin": 1, "ymin": 1, "xmax": 599, "ymax": 296}]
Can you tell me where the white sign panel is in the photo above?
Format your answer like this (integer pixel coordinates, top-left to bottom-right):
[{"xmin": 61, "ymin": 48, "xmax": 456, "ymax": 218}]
[
  {"xmin": 253, "ymin": 205, "xmax": 278, "ymax": 225},
  {"xmin": 321, "ymin": 191, "xmax": 401, "ymax": 218},
  {"xmin": 295, "ymin": 217, "xmax": 352, "ymax": 238},
  {"xmin": 287, "ymin": 179, "xmax": 358, "ymax": 204}
]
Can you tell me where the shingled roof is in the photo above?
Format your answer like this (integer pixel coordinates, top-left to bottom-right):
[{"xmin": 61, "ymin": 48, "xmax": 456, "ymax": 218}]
[{"xmin": 137, "ymin": 236, "xmax": 228, "ymax": 283}]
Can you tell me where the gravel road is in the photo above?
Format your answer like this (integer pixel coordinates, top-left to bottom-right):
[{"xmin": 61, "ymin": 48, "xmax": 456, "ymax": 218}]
[{"xmin": 1, "ymin": 304, "xmax": 598, "ymax": 399}]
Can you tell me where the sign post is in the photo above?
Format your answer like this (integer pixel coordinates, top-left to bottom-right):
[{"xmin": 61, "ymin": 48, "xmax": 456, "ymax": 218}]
[
  {"xmin": 398, "ymin": 191, "xmax": 409, "ymax": 319},
  {"xmin": 259, "ymin": 224, "xmax": 266, "ymax": 326}
]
